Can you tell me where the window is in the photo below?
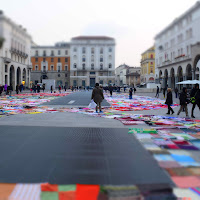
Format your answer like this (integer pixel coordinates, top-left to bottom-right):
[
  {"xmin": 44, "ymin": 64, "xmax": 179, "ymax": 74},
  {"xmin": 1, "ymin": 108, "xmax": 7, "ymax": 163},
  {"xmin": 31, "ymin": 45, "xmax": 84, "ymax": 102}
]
[
  {"xmin": 35, "ymin": 51, "xmax": 38, "ymax": 56},
  {"xmin": 189, "ymin": 28, "xmax": 193, "ymax": 38},
  {"xmin": 82, "ymin": 55, "xmax": 86, "ymax": 62},
  {"xmin": 43, "ymin": 51, "xmax": 46, "ymax": 56},
  {"xmin": 58, "ymin": 74, "xmax": 60, "ymax": 77},
  {"xmin": 100, "ymin": 55, "xmax": 103, "ymax": 62},
  {"xmin": 109, "ymin": 55, "xmax": 112, "ymax": 60},
  {"xmin": 91, "ymin": 63, "xmax": 94, "ymax": 70},
  {"xmin": 5, "ymin": 65, "xmax": 7, "ymax": 72},
  {"xmin": 151, "ymin": 54, "xmax": 153, "ymax": 59},
  {"xmin": 109, "ymin": 63, "xmax": 112, "ymax": 68},
  {"xmin": 99, "ymin": 72, "xmax": 103, "ymax": 76},
  {"xmin": 100, "ymin": 63, "xmax": 103, "ymax": 70},
  {"xmin": 73, "ymin": 55, "xmax": 77, "ymax": 60},
  {"xmin": 82, "ymin": 47, "xmax": 86, "ymax": 54},
  {"xmin": 65, "ymin": 50, "xmax": 68, "ymax": 55},
  {"xmin": 58, "ymin": 66, "xmax": 61, "ymax": 72},
  {"xmin": 100, "ymin": 48, "xmax": 103, "ymax": 54},
  {"xmin": 108, "ymin": 71, "xmax": 112, "ymax": 76},
  {"xmin": 65, "ymin": 58, "xmax": 68, "ymax": 63},
  {"xmin": 90, "ymin": 72, "xmax": 95, "ymax": 74},
  {"xmin": 51, "ymin": 57, "xmax": 54, "ymax": 62},
  {"xmin": 150, "ymin": 62, "xmax": 153, "ymax": 65},
  {"xmin": 91, "ymin": 48, "xmax": 95, "ymax": 54},
  {"xmin": 82, "ymin": 63, "xmax": 85, "ymax": 70},
  {"xmin": 43, "ymin": 58, "xmax": 46, "ymax": 62},
  {"xmin": 150, "ymin": 68, "xmax": 153, "ymax": 73},
  {"xmin": 65, "ymin": 73, "xmax": 68, "ymax": 77},
  {"xmin": 73, "ymin": 48, "xmax": 77, "ymax": 52},
  {"xmin": 35, "ymin": 66, "xmax": 38, "ymax": 70},
  {"xmin": 35, "ymin": 57, "xmax": 38, "ymax": 62},
  {"xmin": 58, "ymin": 50, "xmax": 61, "ymax": 55},
  {"xmin": 91, "ymin": 55, "xmax": 94, "ymax": 62},
  {"xmin": 74, "ymin": 63, "xmax": 77, "ymax": 68},
  {"xmin": 100, "ymin": 80, "xmax": 103, "ymax": 85},
  {"xmin": 58, "ymin": 58, "xmax": 61, "ymax": 62},
  {"xmin": 65, "ymin": 66, "xmax": 68, "ymax": 71},
  {"xmin": 109, "ymin": 47, "xmax": 112, "ymax": 52},
  {"xmin": 51, "ymin": 66, "xmax": 54, "ymax": 71},
  {"xmin": 51, "ymin": 50, "xmax": 54, "ymax": 56}
]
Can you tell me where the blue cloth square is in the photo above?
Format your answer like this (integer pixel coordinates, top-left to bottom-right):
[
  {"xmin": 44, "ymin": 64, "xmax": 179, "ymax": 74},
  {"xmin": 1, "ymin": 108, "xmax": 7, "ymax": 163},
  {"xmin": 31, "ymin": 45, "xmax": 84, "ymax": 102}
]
[{"xmin": 171, "ymin": 154, "xmax": 195, "ymax": 162}]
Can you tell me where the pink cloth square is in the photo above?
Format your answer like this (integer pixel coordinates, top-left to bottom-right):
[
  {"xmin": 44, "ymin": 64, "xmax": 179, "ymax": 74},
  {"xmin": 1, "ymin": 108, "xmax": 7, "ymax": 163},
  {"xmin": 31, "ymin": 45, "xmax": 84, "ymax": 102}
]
[{"xmin": 172, "ymin": 176, "xmax": 200, "ymax": 188}]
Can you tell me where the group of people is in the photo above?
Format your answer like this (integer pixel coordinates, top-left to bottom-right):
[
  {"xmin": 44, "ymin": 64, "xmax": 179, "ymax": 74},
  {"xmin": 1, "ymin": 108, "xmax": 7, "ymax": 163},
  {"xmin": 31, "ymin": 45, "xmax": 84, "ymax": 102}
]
[
  {"xmin": 165, "ymin": 84, "xmax": 200, "ymax": 118},
  {"xmin": 0, "ymin": 84, "xmax": 24, "ymax": 96}
]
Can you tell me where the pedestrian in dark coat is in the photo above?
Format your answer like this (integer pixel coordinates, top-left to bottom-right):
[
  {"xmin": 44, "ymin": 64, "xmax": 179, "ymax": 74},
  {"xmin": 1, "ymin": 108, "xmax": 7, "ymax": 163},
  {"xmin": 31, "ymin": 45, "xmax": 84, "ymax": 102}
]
[
  {"xmin": 165, "ymin": 88, "xmax": 174, "ymax": 114},
  {"xmin": 129, "ymin": 88, "xmax": 133, "ymax": 99},
  {"xmin": 109, "ymin": 85, "xmax": 113, "ymax": 97},
  {"xmin": 175, "ymin": 87, "xmax": 178, "ymax": 98},
  {"xmin": 177, "ymin": 87, "xmax": 189, "ymax": 117},
  {"xmin": 50, "ymin": 85, "xmax": 53, "ymax": 93},
  {"xmin": 37, "ymin": 84, "xmax": 40, "ymax": 93},
  {"xmin": 91, "ymin": 83, "xmax": 104, "ymax": 113},
  {"xmin": 155, "ymin": 86, "xmax": 159, "ymax": 98},
  {"xmin": 190, "ymin": 83, "xmax": 200, "ymax": 118},
  {"xmin": 16, "ymin": 84, "xmax": 19, "ymax": 94},
  {"xmin": 163, "ymin": 87, "xmax": 166, "ymax": 98},
  {"xmin": 0, "ymin": 85, "xmax": 3, "ymax": 96}
]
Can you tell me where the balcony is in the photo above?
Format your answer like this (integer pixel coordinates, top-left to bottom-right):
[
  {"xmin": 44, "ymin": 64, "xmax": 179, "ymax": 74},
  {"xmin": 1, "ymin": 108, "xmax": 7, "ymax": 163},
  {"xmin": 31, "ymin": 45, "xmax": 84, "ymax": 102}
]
[{"xmin": 3, "ymin": 57, "xmax": 11, "ymax": 63}]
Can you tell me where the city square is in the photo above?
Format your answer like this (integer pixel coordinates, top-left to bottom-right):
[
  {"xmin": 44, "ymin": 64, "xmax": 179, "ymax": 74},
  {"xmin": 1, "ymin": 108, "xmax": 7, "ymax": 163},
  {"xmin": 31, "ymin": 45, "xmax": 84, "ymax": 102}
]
[{"xmin": 1, "ymin": 0, "xmax": 200, "ymax": 199}]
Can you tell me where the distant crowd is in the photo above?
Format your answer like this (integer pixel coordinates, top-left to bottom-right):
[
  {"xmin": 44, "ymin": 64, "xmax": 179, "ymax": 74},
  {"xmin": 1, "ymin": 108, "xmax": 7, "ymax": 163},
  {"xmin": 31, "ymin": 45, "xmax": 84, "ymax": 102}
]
[{"xmin": 0, "ymin": 83, "xmax": 24, "ymax": 96}]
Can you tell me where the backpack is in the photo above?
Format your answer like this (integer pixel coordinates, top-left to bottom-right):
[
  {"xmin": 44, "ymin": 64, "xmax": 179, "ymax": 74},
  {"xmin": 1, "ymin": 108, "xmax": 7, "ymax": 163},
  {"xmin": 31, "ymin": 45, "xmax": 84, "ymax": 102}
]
[{"xmin": 190, "ymin": 91, "xmax": 198, "ymax": 104}]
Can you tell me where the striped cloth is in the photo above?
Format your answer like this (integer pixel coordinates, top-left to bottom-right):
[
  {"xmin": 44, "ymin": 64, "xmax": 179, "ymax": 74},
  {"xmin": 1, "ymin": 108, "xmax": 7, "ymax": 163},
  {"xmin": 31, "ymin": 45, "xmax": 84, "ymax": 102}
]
[{"xmin": 9, "ymin": 184, "xmax": 41, "ymax": 200}]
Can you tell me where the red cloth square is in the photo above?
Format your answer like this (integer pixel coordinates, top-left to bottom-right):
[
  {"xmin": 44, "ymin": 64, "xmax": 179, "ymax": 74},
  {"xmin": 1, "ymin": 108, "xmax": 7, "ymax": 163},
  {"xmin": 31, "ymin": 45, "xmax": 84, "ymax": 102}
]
[
  {"xmin": 172, "ymin": 176, "xmax": 200, "ymax": 188},
  {"xmin": 41, "ymin": 183, "xmax": 58, "ymax": 192},
  {"xmin": 75, "ymin": 184, "xmax": 100, "ymax": 200},
  {"xmin": 59, "ymin": 191, "xmax": 76, "ymax": 200}
]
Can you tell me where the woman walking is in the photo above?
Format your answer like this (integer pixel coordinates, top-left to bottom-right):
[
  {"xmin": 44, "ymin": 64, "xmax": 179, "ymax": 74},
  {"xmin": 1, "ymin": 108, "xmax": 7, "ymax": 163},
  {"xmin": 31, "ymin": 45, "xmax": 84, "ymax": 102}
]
[
  {"xmin": 177, "ymin": 87, "xmax": 189, "ymax": 117},
  {"xmin": 165, "ymin": 88, "xmax": 174, "ymax": 114},
  {"xmin": 91, "ymin": 83, "xmax": 104, "ymax": 113}
]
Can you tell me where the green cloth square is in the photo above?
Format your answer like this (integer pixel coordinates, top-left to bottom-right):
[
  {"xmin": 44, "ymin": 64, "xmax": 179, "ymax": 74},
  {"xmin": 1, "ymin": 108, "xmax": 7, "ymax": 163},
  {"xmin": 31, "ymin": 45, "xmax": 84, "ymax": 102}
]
[
  {"xmin": 58, "ymin": 184, "xmax": 76, "ymax": 191},
  {"xmin": 41, "ymin": 192, "xmax": 59, "ymax": 200}
]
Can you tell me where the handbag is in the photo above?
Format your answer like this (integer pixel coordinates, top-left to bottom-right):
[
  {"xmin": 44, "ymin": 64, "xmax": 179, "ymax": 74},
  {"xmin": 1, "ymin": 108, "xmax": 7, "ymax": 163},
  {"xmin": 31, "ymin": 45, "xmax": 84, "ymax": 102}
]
[
  {"xmin": 88, "ymin": 100, "xmax": 97, "ymax": 109},
  {"xmin": 190, "ymin": 91, "xmax": 198, "ymax": 104}
]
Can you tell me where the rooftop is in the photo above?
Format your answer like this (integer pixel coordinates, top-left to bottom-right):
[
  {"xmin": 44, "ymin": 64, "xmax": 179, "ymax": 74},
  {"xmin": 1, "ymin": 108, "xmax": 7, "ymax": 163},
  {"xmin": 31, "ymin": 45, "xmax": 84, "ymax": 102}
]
[{"xmin": 71, "ymin": 36, "xmax": 115, "ymax": 41}]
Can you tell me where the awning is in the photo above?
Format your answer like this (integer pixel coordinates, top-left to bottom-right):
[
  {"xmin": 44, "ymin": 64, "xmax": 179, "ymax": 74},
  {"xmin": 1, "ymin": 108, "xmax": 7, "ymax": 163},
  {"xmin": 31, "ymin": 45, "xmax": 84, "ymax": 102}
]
[{"xmin": 176, "ymin": 80, "xmax": 200, "ymax": 84}]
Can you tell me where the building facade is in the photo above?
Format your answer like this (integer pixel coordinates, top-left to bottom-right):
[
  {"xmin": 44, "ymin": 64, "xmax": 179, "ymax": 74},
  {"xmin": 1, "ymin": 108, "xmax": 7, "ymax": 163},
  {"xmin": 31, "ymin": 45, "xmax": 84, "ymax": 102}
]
[
  {"xmin": 126, "ymin": 67, "xmax": 141, "ymax": 87},
  {"xmin": 115, "ymin": 64, "xmax": 129, "ymax": 86},
  {"xmin": 31, "ymin": 42, "xmax": 70, "ymax": 88},
  {"xmin": 140, "ymin": 46, "xmax": 155, "ymax": 84},
  {"xmin": 70, "ymin": 36, "xmax": 115, "ymax": 87},
  {"xmin": 155, "ymin": 1, "xmax": 200, "ymax": 89},
  {"xmin": 0, "ymin": 11, "xmax": 32, "ymax": 88}
]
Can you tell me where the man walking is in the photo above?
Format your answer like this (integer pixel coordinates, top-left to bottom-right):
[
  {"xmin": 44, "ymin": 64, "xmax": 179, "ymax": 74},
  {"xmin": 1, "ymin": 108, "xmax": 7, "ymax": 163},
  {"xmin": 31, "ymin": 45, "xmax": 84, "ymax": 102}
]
[
  {"xmin": 190, "ymin": 83, "xmax": 200, "ymax": 118},
  {"xmin": 177, "ymin": 87, "xmax": 189, "ymax": 117},
  {"xmin": 155, "ymin": 86, "xmax": 159, "ymax": 98},
  {"xmin": 91, "ymin": 83, "xmax": 104, "ymax": 113}
]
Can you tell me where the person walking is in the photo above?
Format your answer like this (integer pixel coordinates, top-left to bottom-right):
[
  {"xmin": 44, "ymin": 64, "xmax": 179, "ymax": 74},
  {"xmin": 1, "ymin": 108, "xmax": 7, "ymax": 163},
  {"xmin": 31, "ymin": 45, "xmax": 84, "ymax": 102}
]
[
  {"xmin": 58, "ymin": 85, "xmax": 61, "ymax": 93},
  {"xmin": 163, "ymin": 87, "xmax": 166, "ymax": 98},
  {"xmin": 91, "ymin": 83, "xmax": 104, "ymax": 113},
  {"xmin": 42, "ymin": 84, "xmax": 45, "ymax": 93},
  {"xmin": 7, "ymin": 85, "xmax": 13, "ymax": 96},
  {"xmin": 4, "ymin": 84, "xmax": 8, "ymax": 95},
  {"xmin": 129, "ymin": 88, "xmax": 133, "ymax": 99},
  {"xmin": 109, "ymin": 85, "xmax": 113, "ymax": 97},
  {"xmin": 16, "ymin": 84, "xmax": 19, "ymax": 94},
  {"xmin": 0, "ymin": 85, "xmax": 3, "ymax": 96},
  {"xmin": 190, "ymin": 83, "xmax": 200, "ymax": 118},
  {"xmin": 50, "ymin": 85, "xmax": 53, "ymax": 93},
  {"xmin": 155, "ymin": 86, "xmax": 159, "ymax": 98},
  {"xmin": 37, "ymin": 84, "xmax": 40, "ymax": 93},
  {"xmin": 133, "ymin": 87, "xmax": 136, "ymax": 94},
  {"xmin": 175, "ymin": 87, "xmax": 178, "ymax": 98},
  {"xmin": 177, "ymin": 87, "xmax": 189, "ymax": 117},
  {"xmin": 165, "ymin": 88, "xmax": 174, "ymax": 115}
]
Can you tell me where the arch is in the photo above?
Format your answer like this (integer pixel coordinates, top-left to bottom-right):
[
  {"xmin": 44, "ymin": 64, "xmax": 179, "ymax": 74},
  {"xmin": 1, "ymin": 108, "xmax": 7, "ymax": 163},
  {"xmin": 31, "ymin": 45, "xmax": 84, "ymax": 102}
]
[
  {"xmin": 9, "ymin": 65, "xmax": 15, "ymax": 87},
  {"xmin": 177, "ymin": 66, "xmax": 183, "ymax": 90},
  {"xmin": 159, "ymin": 70, "xmax": 162, "ymax": 84},
  {"xmin": 193, "ymin": 55, "xmax": 200, "ymax": 79},
  {"xmin": 170, "ymin": 68, "xmax": 175, "ymax": 89},
  {"xmin": 16, "ymin": 67, "xmax": 21, "ymax": 85},
  {"xmin": 186, "ymin": 64, "xmax": 192, "ymax": 80},
  {"xmin": 164, "ymin": 69, "xmax": 168, "ymax": 88}
]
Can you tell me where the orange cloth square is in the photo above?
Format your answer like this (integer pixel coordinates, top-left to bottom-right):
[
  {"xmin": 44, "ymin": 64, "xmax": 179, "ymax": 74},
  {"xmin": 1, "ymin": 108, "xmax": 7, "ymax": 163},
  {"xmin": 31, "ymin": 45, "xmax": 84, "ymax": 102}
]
[
  {"xmin": 0, "ymin": 183, "xmax": 16, "ymax": 199},
  {"xmin": 75, "ymin": 184, "xmax": 100, "ymax": 200},
  {"xmin": 41, "ymin": 183, "xmax": 58, "ymax": 192},
  {"xmin": 59, "ymin": 191, "xmax": 76, "ymax": 200}
]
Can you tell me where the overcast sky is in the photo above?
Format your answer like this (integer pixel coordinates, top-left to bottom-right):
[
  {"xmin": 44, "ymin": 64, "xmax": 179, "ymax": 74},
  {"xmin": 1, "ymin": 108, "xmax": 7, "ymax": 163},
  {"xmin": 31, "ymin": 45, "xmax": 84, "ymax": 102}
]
[{"xmin": 1, "ymin": 0, "xmax": 198, "ymax": 67}]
